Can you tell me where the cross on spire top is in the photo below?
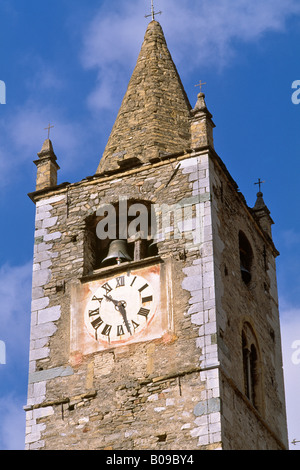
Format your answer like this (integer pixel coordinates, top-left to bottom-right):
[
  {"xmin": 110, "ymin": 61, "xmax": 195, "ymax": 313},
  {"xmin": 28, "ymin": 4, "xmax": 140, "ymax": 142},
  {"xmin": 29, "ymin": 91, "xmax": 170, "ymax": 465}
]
[
  {"xmin": 145, "ymin": 0, "xmax": 162, "ymax": 21},
  {"xmin": 44, "ymin": 122, "xmax": 54, "ymax": 139},
  {"xmin": 195, "ymin": 80, "xmax": 207, "ymax": 93},
  {"xmin": 254, "ymin": 178, "xmax": 265, "ymax": 193}
]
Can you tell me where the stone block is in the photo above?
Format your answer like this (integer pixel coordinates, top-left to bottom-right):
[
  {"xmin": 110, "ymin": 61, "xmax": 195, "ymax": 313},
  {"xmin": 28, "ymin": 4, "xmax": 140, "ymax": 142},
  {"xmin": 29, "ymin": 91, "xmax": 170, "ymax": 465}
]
[
  {"xmin": 36, "ymin": 195, "xmax": 65, "ymax": 207},
  {"xmin": 191, "ymin": 313, "xmax": 204, "ymax": 325},
  {"xmin": 34, "ymin": 251, "xmax": 52, "ymax": 263},
  {"xmin": 193, "ymin": 401, "xmax": 207, "ymax": 417},
  {"xmin": 32, "ymin": 287, "xmax": 45, "ymax": 300},
  {"xmin": 187, "ymin": 303, "xmax": 203, "ymax": 315},
  {"xmin": 30, "ymin": 322, "xmax": 57, "ymax": 341},
  {"xmin": 31, "ymin": 297, "xmax": 49, "ymax": 312},
  {"xmin": 42, "ymin": 217, "xmax": 58, "ymax": 229},
  {"xmin": 182, "ymin": 275, "xmax": 202, "ymax": 292},
  {"xmin": 29, "ymin": 366, "xmax": 74, "ymax": 384},
  {"xmin": 29, "ymin": 346, "xmax": 50, "ymax": 362},
  {"xmin": 36, "ymin": 211, "xmax": 51, "ymax": 221},
  {"xmin": 32, "ymin": 268, "xmax": 51, "ymax": 288},
  {"xmin": 33, "ymin": 407, "xmax": 54, "ymax": 420},
  {"xmin": 44, "ymin": 232, "xmax": 62, "ymax": 242},
  {"xmin": 198, "ymin": 434, "xmax": 209, "ymax": 446},
  {"xmin": 38, "ymin": 305, "xmax": 61, "ymax": 325}
]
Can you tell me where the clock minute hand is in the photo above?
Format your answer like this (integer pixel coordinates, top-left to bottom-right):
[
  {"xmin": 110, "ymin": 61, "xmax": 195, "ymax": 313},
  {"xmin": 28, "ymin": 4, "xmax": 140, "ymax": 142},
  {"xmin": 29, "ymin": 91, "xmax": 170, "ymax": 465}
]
[{"xmin": 118, "ymin": 302, "xmax": 132, "ymax": 336}]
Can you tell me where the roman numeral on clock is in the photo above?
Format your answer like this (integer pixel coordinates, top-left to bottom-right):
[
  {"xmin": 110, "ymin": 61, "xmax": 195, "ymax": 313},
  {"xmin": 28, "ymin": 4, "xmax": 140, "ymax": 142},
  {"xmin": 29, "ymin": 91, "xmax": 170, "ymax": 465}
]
[
  {"xmin": 142, "ymin": 295, "xmax": 153, "ymax": 303},
  {"xmin": 102, "ymin": 282, "xmax": 112, "ymax": 294},
  {"xmin": 101, "ymin": 324, "xmax": 112, "ymax": 337},
  {"xmin": 92, "ymin": 295, "xmax": 103, "ymax": 305},
  {"xmin": 90, "ymin": 315, "xmax": 103, "ymax": 333},
  {"xmin": 117, "ymin": 324, "xmax": 125, "ymax": 336},
  {"xmin": 132, "ymin": 320, "xmax": 139, "ymax": 331},
  {"xmin": 138, "ymin": 283, "xmax": 149, "ymax": 293},
  {"xmin": 89, "ymin": 308, "xmax": 100, "ymax": 318},
  {"xmin": 116, "ymin": 276, "xmax": 125, "ymax": 288},
  {"xmin": 138, "ymin": 307, "xmax": 150, "ymax": 318}
]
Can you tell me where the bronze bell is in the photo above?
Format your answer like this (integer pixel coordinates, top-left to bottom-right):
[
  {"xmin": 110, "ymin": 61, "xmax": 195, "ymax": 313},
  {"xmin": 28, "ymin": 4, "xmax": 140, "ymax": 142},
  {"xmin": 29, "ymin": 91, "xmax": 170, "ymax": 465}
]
[{"xmin": 101, "ymin": 240, "xmax": 132, "ymax": 266}]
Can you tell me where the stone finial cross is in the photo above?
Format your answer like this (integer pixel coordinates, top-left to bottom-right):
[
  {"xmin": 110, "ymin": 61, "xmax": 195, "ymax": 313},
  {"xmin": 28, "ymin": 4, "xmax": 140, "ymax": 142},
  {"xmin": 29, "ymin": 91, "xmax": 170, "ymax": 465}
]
[
  {"xmin": 254, "ymin": 178, "xmax": 265, "ymax": 192},
  {"xmin": 44, "ymin": 123, "xmax": 54, "ymax": 139},
  {"xmin": 145, "ymin": 0, "xmax": 162, "ymax": 21},
  {"xmin": 195, "ymin": 80, "xmax": 207, "ymax": 93}
]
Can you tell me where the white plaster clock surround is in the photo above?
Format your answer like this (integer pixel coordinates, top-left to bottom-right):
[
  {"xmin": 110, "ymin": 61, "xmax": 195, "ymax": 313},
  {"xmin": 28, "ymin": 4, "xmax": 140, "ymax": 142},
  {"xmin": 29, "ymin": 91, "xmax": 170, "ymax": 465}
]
[{"xmin": 70, "ymin": 261, "xmax": 173, "ymax": 359}]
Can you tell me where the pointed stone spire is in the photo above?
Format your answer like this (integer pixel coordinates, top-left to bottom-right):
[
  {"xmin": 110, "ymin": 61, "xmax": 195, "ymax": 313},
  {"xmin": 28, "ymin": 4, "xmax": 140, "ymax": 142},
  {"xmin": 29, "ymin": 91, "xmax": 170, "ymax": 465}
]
[
  {"xmin": 252, "ymin": 191, "xmax": 274, "ymax": 238},
  {"xmin": 96, "ymin": 21, "xmax": 192, "ymax": 174},
  {"xmin": 34, "ymin": 139, "xmax": 60, "ymax": 191},
  {"xmin": 190, "ymin": 92, "xmax": 215, "ymax": 150}
]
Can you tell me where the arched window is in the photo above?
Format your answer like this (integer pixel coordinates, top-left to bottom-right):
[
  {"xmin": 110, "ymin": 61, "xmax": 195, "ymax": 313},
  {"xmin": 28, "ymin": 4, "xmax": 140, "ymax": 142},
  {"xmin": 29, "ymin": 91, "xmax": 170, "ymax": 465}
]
[
  {"xmin": 239, "ymin": 231, "xmax": 253, "ymax": 284},
  {"xmin": 242, "ymin": 323, "xmax": 262, "ymax": 411},
  {"xmin": 84, "ymin": 200, "xmax": 157, "ymax": 273}
]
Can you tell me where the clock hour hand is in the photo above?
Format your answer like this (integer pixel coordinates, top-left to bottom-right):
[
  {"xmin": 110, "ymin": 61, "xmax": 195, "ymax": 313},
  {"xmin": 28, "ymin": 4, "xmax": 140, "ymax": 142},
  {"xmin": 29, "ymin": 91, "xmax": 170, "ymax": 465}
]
[
  {"xmin": 104, "ymin": 294, "xmax": 119, "ymax": 306},
  {"xmin": 104, "ymin": 295, "xmax": 132, "ymax": 335},
  {"xmin": 104, "ymin": 294, "xmax": 127, "ymax": 310}
]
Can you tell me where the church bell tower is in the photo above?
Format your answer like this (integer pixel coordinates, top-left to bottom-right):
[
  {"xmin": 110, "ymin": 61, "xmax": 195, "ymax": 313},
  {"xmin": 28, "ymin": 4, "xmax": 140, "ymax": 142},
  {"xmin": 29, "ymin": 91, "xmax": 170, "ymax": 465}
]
[{"xmin": 25, "ymin": 19, "xmax": 288, "ymax": 450}]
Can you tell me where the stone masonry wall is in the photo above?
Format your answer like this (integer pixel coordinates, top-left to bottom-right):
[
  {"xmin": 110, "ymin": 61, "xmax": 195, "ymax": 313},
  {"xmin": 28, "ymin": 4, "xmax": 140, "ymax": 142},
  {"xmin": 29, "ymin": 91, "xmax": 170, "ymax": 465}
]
[
  {"xmin": 25, "ymin": 151, "xmax": 222, "ymax": 450},
  {"xmin": 209, "ymin": 153, "xmax": 288, "ymax": 450}
]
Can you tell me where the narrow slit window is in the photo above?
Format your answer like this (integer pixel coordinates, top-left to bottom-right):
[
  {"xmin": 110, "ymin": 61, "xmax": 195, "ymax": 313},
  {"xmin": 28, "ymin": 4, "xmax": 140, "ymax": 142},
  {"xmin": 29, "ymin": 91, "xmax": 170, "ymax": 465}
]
[{"xmin": 239, "ymin": 231, "xmax": 253, "ymax": 284}]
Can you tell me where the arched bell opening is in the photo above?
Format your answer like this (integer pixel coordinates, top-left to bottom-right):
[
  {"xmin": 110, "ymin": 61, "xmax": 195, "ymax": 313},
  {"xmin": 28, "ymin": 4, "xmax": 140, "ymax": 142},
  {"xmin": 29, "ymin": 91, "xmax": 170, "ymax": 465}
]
[{"xmin": 83, "ymin": 200, "xmax": 158, "ymax": 273}]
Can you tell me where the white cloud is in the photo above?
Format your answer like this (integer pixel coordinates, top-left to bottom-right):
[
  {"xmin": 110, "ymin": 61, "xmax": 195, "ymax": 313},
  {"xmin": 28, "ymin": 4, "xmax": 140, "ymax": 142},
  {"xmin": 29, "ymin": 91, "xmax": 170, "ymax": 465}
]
[
  {"xmin": 0, "ymin": 395, "xmax": 25, "ymax": 450},
  {"xmin": 81, "ymin": 7, "xmax": 144, "ymax": 71},
  {"xmin": 0, "ymin": 262, "xmax": 32, "ymax": 450},
  {"xmin": 162, "ymin": 0, "xmax": 300, "ymax": 69},
  {"xmin": 80, "ymin": 0, "xmax": 300, "ymax": 110},
  {"xmin": 0, "ymin": 262, "xmax": 32, "ymax": 317},
  {"xmin": 0, "ymin": 262, "xmax": 32, "ymax": 350},
  {"xmin": 80, "ymin": 3, "xmax": 145, "ymax": 112},
  {"xmin": 0, "ymin": 101, "xmax": 89, "ymax": 189},
  {"xmin": 16, "ymin": 49, "xmax": 66, "ymax": 96},
  {"xmin": 7, "ymin": 104, "xmax": 84, "ymax": 164},
  {"xmin": 27, "ymin": 60, "xmax": 65, "ymax": 93}
]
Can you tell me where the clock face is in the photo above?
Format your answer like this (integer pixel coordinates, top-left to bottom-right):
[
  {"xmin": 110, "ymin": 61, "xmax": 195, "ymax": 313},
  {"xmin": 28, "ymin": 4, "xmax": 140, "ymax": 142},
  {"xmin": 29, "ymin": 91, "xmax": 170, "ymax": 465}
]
[{"xmin": 84, "ymin": 273, "xmax": 155, "ymax": 345}]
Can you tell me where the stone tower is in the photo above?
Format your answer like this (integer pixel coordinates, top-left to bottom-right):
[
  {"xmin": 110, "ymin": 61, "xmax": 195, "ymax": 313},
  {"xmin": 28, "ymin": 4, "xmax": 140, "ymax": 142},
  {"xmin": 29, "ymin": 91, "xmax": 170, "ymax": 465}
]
[{"xmin": 25, "ymin": 20, "xmax": 288, "ymax": 450}]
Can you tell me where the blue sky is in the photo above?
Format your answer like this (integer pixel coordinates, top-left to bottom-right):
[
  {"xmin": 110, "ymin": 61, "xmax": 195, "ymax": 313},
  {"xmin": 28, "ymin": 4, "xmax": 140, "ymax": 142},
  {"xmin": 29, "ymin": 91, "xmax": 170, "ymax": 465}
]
[{"xmin": 0, "ymin": 0, "xmax": 300, "ymax": 450}]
